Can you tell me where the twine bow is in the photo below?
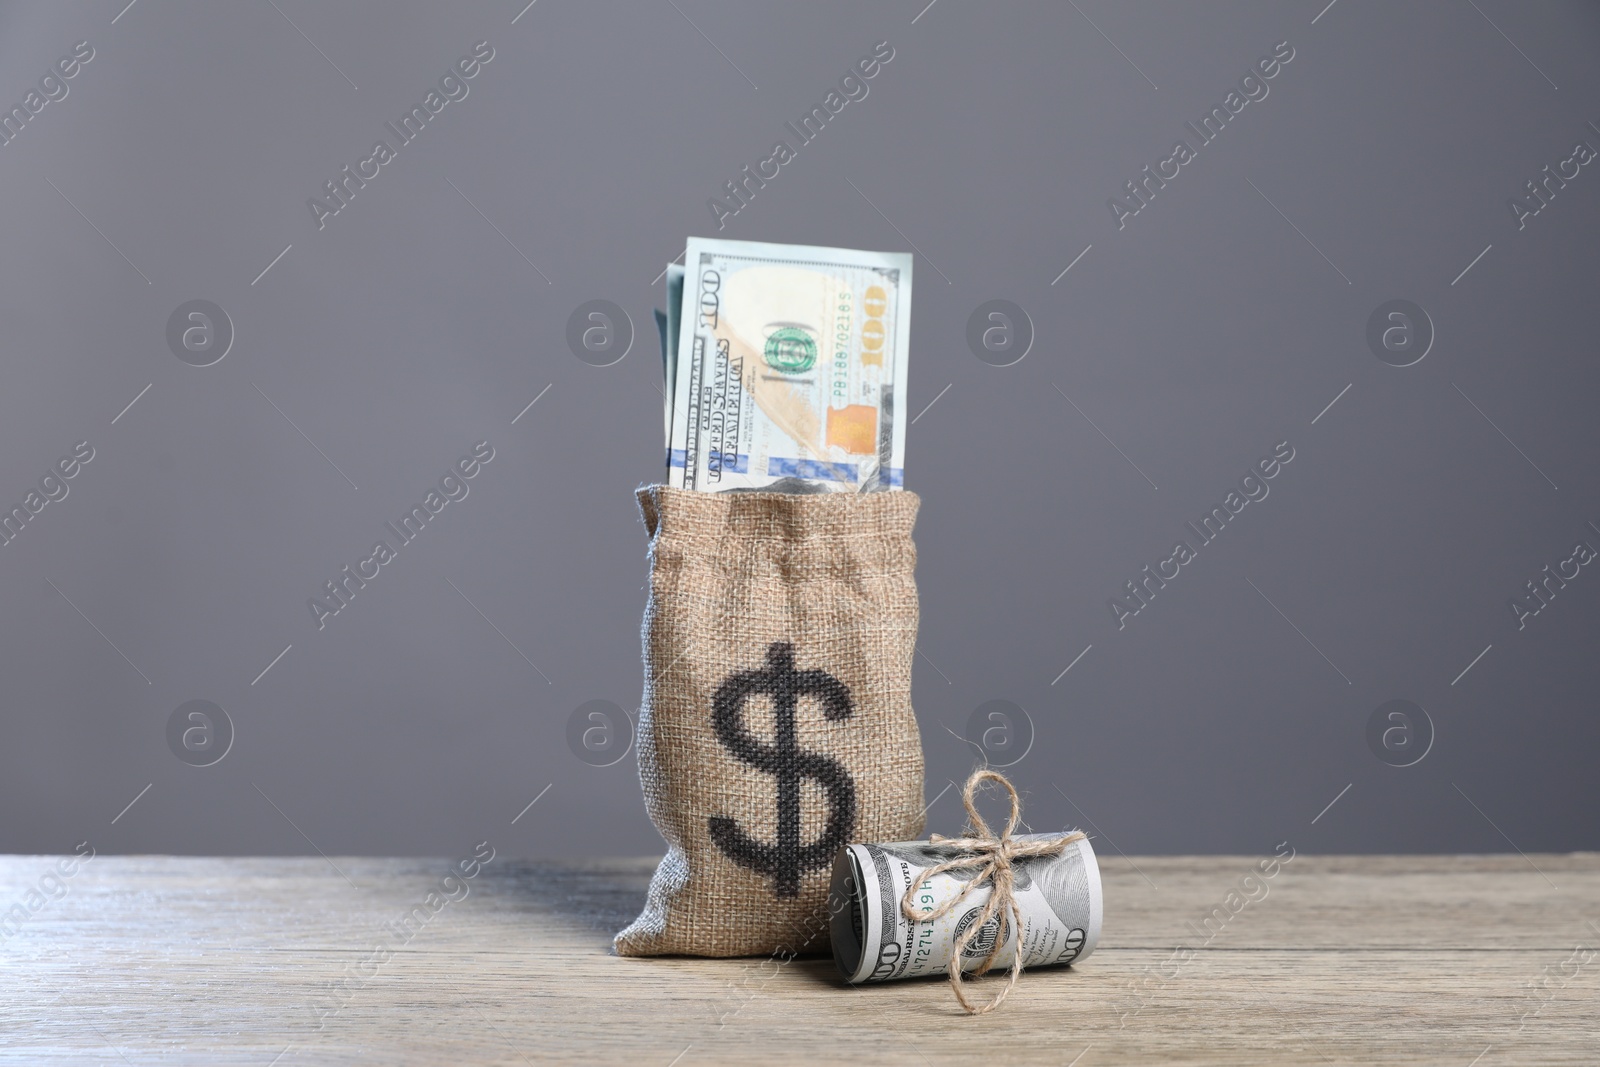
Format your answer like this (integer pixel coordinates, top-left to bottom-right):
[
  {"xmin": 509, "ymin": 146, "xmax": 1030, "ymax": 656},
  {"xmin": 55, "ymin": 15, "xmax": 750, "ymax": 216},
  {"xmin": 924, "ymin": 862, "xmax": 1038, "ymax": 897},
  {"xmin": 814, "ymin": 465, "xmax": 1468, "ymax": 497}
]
[{"xmin": 898, "ymin": 768, "xmax": 1086, "ymax": 1015}]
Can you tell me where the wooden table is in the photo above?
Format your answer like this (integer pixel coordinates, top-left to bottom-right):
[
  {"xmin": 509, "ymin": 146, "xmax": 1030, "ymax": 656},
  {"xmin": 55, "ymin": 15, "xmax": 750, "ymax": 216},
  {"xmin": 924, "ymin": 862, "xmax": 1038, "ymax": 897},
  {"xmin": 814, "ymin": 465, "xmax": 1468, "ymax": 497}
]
[{"xmin": 2, "ymin": 853, "xmax": 1596, "ymax": 1065}]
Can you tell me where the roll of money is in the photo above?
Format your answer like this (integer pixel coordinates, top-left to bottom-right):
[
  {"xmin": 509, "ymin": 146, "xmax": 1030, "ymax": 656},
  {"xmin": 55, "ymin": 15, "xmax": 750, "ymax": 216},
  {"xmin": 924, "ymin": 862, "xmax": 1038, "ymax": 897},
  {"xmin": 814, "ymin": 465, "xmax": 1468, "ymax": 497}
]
[{"xmin": 829, "ymin": 833, "xmax": 1102, "ymax": 984}]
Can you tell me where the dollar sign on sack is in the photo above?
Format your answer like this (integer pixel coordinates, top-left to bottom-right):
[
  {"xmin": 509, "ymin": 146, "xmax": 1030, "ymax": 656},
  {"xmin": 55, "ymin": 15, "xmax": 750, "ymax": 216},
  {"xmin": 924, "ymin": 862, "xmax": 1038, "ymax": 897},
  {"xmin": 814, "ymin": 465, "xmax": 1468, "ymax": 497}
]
[{"xmin": 708, "ymin": 642, "xmax": 857, "ymax": 898}]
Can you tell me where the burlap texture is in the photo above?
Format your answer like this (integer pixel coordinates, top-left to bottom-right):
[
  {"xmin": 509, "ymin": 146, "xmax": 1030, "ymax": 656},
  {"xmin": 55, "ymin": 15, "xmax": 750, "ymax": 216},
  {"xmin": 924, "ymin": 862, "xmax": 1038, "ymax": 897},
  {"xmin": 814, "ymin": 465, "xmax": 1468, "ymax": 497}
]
[{"xmin": 615, "ymin": 485, "xmax": 926, "ymax": 958}]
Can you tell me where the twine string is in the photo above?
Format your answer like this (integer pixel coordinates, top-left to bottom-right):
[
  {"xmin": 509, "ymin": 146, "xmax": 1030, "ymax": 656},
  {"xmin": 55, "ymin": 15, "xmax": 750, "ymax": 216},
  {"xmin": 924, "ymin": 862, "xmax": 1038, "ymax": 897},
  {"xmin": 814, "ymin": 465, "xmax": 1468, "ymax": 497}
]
[{"xmin": 898, "ymin": 768, "xmax": 1086, "ymax": 1014}]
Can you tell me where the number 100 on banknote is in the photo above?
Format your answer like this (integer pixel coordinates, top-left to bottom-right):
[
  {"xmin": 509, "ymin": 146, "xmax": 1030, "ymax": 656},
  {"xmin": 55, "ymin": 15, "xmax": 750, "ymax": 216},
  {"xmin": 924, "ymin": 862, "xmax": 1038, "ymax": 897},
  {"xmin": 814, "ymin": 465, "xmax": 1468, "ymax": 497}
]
[{"xmin": 667, "ymin": 237, "xmax": 912, "ymax": 493}]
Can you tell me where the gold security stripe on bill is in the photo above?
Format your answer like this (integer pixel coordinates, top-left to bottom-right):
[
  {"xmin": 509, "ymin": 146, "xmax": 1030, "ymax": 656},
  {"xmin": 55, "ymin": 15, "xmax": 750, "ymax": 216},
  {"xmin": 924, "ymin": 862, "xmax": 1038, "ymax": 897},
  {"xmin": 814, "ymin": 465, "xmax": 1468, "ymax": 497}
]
[{"xmin": 666, "ymin": 237, "xmax": 912, "ymax": 493}]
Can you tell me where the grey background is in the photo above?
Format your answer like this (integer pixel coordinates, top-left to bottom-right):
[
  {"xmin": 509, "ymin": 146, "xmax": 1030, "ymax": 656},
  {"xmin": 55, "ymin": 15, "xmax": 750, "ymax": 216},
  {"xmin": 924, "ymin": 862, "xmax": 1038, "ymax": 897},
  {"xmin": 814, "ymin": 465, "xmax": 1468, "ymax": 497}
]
[{"xmin": 3, "ymin": 0, "xmax": 1597, "ymax": 859}]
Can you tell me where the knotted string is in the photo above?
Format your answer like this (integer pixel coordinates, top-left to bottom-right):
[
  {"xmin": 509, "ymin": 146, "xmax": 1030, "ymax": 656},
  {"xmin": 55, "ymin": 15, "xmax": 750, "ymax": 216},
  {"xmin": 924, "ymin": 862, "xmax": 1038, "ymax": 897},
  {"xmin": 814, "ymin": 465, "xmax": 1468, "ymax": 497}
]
[{"xmin": 898, "ymin": 768, "xmax": 1086, "ymax": 1014}]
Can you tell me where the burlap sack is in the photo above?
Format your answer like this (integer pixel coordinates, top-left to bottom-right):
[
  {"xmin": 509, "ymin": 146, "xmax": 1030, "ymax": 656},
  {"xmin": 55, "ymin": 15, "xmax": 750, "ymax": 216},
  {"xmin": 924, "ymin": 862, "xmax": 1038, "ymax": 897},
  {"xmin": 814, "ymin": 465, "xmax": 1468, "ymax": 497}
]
[{"xmin": 615, "ymin": 485, "xmax": 926, "ymax": 957}]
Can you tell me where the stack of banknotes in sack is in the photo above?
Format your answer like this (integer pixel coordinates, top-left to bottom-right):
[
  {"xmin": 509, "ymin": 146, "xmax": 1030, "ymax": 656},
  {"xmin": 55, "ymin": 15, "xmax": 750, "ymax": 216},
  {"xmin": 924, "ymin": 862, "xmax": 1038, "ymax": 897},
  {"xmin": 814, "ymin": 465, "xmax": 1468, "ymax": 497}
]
[{"xmin": 655, "ymin": 237, "xmax": 912, "ymax": 493}]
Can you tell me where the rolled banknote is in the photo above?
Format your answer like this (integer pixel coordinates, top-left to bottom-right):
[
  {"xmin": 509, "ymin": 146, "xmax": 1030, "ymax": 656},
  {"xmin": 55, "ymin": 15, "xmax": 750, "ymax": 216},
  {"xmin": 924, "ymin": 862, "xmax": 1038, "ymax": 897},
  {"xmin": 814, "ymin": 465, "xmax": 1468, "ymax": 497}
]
[
  {"xmin": 666, "ymin": 236, "xmax": 911, "ymax": 493},
  {"xmin": 829, "ymin": 833, "xmax": 1102, "ymax": 984}
]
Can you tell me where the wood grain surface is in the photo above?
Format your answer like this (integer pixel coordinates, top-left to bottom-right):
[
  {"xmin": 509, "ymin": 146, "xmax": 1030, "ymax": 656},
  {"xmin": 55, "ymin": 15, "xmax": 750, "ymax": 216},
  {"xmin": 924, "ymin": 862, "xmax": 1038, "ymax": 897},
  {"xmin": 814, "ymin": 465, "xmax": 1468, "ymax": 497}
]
[{"xmin": 1, "ymin": 853, "xmax": 1596, "ymax": 1065}]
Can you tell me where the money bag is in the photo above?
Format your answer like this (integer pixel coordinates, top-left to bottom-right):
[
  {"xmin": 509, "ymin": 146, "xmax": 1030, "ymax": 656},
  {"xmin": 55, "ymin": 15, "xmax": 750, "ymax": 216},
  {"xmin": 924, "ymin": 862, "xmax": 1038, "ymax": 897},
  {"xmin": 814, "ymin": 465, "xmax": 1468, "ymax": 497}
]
[{"xmin": 615, "ymin": 485, "xmax": 926, "ymax": 957}]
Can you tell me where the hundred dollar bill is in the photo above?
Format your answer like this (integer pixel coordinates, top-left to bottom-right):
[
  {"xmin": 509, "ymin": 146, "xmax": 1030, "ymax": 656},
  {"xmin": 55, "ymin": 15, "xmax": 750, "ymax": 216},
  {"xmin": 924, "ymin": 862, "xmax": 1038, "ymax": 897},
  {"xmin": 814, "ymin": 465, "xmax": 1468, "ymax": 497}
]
[
  {"xmin": 654, "ymin": 307, "xmax": 671, "ymax": 447},
  {"xmin": 666, "ymin": 236, "xmax": 911, "ymax": 493},
  {"xmin": 664, "ymin": 262, "xmax": 684, "ymax": 446},
  {"xmin": 829, "ymin": 834, "xmax": 1102, "ymax": 984}
]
